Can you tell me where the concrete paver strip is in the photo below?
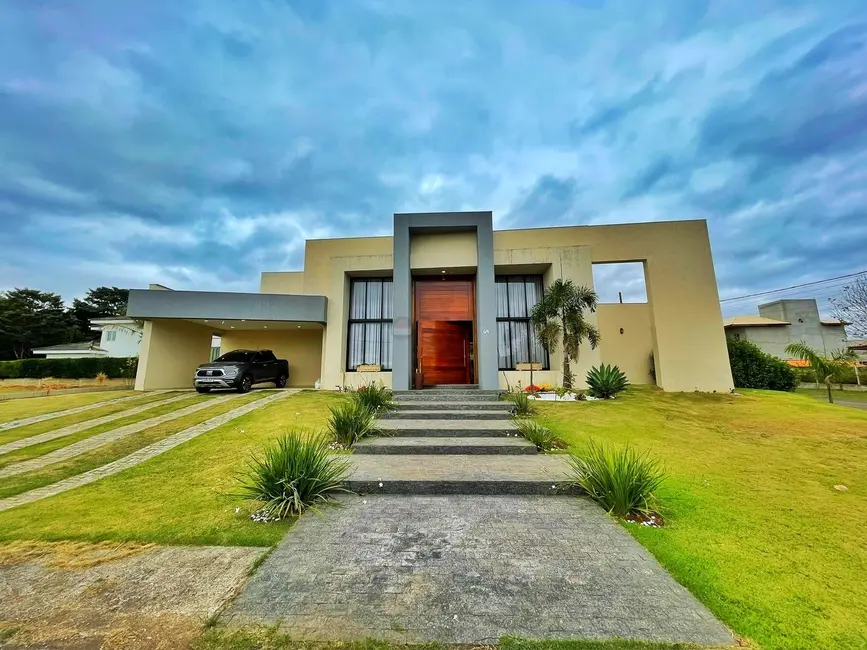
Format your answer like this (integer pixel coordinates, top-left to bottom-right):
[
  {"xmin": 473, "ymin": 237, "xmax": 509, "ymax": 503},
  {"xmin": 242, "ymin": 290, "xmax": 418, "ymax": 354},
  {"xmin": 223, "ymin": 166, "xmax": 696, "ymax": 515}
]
[
  {"xmin": 0, "ymin": 393, "xmax": 191, "ymax": 456},
  {"xmin": 0, "ymin": 390, "xmax": 295, "ymax": 513},
  {"xmin": 0, "ymin": 390, "xmax": 170, "ymax": 432},
  {"xmin": 0, "ymin": 541, "xmax": 263, "ymax": 649},
  {"xmin": 0, "ymin": 392, "xmax": 248, "ymax": 478},
  {"xmin": 227, "ymin": 494, "xmax": 733, "ymax": 645}
]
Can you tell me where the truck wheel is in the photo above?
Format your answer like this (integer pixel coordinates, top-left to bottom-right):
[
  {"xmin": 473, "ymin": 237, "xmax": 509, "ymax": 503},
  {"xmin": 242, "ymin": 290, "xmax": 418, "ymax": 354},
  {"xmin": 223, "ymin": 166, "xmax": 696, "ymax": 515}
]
[
  {"xmin": 275, "ymin": 374, "xmax": 287, "ymax": 388},
  {"xmin": 196, "ymin": 387, "xmax": 211, "ymax": 394},
  {"xmin": 238, "ymin": 375, "xmax": 253, "ymax": 393}
]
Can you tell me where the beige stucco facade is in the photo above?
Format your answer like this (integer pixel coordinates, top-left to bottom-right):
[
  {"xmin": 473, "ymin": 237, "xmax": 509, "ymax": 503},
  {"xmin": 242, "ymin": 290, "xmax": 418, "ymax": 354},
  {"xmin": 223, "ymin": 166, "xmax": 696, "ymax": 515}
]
[{"xmin": 133, "ymin": 215, "xmax": 733, "ymax": 393}]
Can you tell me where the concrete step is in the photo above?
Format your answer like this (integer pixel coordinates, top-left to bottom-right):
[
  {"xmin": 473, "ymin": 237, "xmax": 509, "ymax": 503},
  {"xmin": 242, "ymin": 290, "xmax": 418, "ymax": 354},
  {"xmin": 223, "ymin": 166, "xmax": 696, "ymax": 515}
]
[
  {"xmin": 427, "ymin": 384, "xmax": 480, "ymax": 389},
  {"xmin": 376, "ymin": 419, "xmax": 517, "ymax": 437},
  {"xmin": 395, "ymin": 392, "xmax": 501, "ymax": 403},
  {"xmin": 396, "ymin": 401, "xmax": 512, "ymax": 411},
  {"xmin": 354, "ymin": 436, "xmax": 537, "ymax": 455},
  {"xmin": 381, "ymin": 410, "xmax": 512, "ymax": 421},
  {"xmin": 345, "ymin": 454, "xmax": 577, "ymax": 495}
]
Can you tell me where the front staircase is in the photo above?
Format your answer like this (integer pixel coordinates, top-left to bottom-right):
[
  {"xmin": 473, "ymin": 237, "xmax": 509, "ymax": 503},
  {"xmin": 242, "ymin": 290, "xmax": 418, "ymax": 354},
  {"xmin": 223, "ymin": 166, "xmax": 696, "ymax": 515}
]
[{"xmin": 346, "ymin": 386, "xmax": 574, "ymax": 494}]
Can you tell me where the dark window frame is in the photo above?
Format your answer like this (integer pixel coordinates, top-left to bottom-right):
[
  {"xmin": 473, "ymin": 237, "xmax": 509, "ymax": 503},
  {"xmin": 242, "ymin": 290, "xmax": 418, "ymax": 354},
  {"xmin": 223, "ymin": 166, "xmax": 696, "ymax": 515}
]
[
  {"xmin": 346, "ymin": 278, "xmax": 394, "ymax": 371},
  {"xmin": 496, "ymin": 275, "xmax": 550, "ymax": 371}
]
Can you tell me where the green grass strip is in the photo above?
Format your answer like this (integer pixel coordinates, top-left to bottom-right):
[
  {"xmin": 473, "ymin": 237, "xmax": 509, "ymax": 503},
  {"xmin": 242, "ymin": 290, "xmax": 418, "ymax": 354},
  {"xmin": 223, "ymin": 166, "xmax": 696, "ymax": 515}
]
[
  {"xmin": 0, "ymin": 393, "xmax": 265, "ymax": 500},
  {"xmin": 0, "ymin": 390, "xmax": 138, "ymax": 423},
  {"xmin": 0, "ymin": 391, "xmax": 183, "ymax": 445},
  {"xmin": 0, "ymin": 394, "xmax": 219, "ymax": 468}
]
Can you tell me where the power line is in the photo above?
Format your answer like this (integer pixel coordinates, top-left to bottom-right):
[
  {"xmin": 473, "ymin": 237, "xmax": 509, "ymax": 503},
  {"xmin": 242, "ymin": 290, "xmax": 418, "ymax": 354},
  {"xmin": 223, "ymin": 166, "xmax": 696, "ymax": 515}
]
[{"xmin": 719, "ymin": 271, "xmax": 866, "ymax": 303}]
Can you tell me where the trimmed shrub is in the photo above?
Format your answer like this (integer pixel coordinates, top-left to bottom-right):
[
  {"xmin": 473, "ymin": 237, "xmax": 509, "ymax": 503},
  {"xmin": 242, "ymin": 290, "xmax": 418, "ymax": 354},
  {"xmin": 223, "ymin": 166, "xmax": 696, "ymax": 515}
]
[
  {"xmin": 328, "ymin": 398, "xmax": 378, "ymax": 447},
  {"xmin": 352, "ymin": 383, "xmax": 395, "ymax": 415},
  {"xmin": 236, "ymin": 430, "xmax": 349, "ymax": 518},
  {"xmin": 0, "ymin": 357, "xmax": 138, "ymax": 380},
  {"xmin": 727, "ymin": 337, "xmax": 798, "ymax": 391},
  {"xmin": 514, "ymin": 419, "xmax": 561, "ymax": 451},
  {"xmin": 507, "ymin": 391, "xmax": 535, "ymax": 416},
  {"xmin": 586, "ymin": 364, "xmax": 629, "ymax": 398},
  {"xmin": 568, "ymin": 440, "xmax": 665, "ymax": 518}
]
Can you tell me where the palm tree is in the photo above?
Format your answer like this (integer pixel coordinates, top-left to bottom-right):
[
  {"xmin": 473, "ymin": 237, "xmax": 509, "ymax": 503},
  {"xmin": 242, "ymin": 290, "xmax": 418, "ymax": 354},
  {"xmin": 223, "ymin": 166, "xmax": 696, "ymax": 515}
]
[
  {"xmin": 530, "ymin": 279, "xmax": 601, "ymax": 389},
  {"xmin": 784, "ymin": 341, "xmax": 847, "ymax": 403},
  {"xmin": 831, "ymin": 349, "xmax": 861, "ymax": 388}
]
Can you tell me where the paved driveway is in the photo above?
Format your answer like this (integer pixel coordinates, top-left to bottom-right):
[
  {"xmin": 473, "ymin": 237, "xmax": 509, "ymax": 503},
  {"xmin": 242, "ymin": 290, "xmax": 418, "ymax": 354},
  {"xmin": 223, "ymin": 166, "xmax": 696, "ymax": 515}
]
[{"xmin": 227, "ymin": 495, "xmax": 732, "ymax": 645}]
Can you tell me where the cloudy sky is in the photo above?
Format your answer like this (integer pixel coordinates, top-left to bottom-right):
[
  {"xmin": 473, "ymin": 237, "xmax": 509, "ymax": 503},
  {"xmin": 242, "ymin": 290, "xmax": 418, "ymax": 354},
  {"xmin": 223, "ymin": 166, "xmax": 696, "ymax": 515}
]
[{"xmin": 1, "ymin": 0, "xmax": 865, "ymax": 316}]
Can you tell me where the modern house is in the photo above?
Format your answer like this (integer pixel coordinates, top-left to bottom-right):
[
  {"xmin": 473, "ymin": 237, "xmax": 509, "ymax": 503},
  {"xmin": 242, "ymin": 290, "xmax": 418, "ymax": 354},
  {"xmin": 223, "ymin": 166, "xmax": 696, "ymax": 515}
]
[
  {"xmin": 127, "ymin": 212, "xmax": 734, "ymax": 392},
  {"xmin": 32, "ymin": 317, "xmax": 142, "ymax": 359},
  {"xmin": 723, "ymin": 299, "xmax": 850, "ymax": 359}
]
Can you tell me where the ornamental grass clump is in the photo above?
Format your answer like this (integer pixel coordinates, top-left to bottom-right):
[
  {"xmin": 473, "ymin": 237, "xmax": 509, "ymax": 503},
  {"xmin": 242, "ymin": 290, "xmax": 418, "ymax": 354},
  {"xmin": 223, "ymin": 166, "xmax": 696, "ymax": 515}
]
[
  {"xmin": 237, "ymin": 430, "xmax": 349, "ymax": 519},
  {"xmin": 328, "ymin": 398, "xmax": 378, "ymax": 447},
  {"xmin": 514, "ymin": 419, "xmax": 561, "ymax": 451},
  {"xmin": 507, "ymin": 391, "xmax": 535, "ymax": 416},
  {"xmin": 352, "ymin": 383, "xmax": 395, "ymax": 415},
  {"xmin": 568, "ymin": 440, "xmax": 665, "ymax": 518}
]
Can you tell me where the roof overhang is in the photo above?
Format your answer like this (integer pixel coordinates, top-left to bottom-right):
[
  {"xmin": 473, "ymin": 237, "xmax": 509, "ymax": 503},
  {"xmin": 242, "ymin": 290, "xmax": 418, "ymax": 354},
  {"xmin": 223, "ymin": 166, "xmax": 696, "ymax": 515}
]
[{"xmin": 126, "ymin": 290, "xmax": 328, "ymax": 324}]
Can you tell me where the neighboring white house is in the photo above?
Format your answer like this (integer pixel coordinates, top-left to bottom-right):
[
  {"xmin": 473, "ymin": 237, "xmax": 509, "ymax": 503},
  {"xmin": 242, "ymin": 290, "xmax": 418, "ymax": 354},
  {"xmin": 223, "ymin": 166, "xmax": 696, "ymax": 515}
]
[
  {"xmin": 89, "ymin": 317, "xmax": 143, "ymax": 357},
  {"xmin": 32, "ymin": 317, "xmax": 143, "ymax": 359},
  {"xmin": 723, "ymin": 298, "xmax": 851, "ymax": 359}
]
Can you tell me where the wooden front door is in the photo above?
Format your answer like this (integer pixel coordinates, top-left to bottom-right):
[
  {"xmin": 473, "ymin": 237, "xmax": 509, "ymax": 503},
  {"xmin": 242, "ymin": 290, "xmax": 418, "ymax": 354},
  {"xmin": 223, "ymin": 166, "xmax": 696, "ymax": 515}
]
[{"xmin": 418, "ymin": 320, "xmax": 471, "ymax": 386}]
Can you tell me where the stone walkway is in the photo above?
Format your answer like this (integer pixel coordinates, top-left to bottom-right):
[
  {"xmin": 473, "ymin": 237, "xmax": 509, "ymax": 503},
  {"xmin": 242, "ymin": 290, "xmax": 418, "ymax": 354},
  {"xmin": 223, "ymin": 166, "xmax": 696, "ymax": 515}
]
[
  {"xmin": 0, "ymin": 392, "xmax": 189, "ymax": 455},
  {"xmin": 0, "ymin": 392, "xmax": 247, "ymax": 478},
  {"xmin": 228, "ymin": 495, "xmax": 732, "ymax": 645},
  {"xmin": 227, "ymin": 386, "xmax": 732, "ymax": 645},
  {"xmin": 0, "ymin": 390, "xmax": 294, "ymax": 512},
  {"xmin": 0, "ymin": 390, "xmax": 168, "ymax": 432}
]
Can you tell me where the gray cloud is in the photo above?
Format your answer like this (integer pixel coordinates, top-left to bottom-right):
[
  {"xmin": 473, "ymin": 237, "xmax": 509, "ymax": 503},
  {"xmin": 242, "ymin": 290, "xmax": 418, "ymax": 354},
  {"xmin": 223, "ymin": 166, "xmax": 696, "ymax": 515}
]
[{"xmin": 0, "ymin": 0, "xmax": 864, "ymax": 317}]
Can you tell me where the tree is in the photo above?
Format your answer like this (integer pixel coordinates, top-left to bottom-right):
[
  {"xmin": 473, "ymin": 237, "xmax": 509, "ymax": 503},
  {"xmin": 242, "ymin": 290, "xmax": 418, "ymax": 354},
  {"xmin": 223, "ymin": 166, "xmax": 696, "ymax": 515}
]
[
  {"xmin": 830, "ymin": 273, "xmax": 867, "ymax": 339},
  {"xmin": 831, "ymin": 348, "xmax": 861, "ymax": 388},
  {"xmin": 0, "ymin": 289, "xmax": 77, "ymax": 359},
  {"xmin": 784, "ymin": 341, "xmax": 847, "ymax": 403},
  {"xmin": 70, "ymin": 287, "xmax": 130, "ymax": 340},
  {"xmin": 530, "ymin": 279, "xmax": 601, "ymax": 389}
]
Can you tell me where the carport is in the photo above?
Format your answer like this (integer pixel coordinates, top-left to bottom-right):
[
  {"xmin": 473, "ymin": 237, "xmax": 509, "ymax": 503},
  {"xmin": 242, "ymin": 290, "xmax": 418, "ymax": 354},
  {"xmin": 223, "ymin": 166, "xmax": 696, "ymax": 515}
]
[{"xmin": 127, "ymin": 289, "xmax": 328, "ymax": 390}]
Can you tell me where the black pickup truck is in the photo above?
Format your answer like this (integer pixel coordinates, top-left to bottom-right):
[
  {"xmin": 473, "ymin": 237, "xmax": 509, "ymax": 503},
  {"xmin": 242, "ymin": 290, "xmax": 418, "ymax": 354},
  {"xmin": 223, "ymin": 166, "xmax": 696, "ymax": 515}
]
[{"xmin": 193, "ymin": 349, "xmax": 289, "ymax": 393}]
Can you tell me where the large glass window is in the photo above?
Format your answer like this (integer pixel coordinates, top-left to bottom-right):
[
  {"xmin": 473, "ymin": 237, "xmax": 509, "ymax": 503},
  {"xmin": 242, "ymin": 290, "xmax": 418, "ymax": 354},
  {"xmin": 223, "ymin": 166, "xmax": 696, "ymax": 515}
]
[
  {"xmin": 347, "ymin": 278, "xmax": 393, "ymax": 371},
  {"xmin": 496, "ymin": 275, "xmax": 548, "ymax": 370}
]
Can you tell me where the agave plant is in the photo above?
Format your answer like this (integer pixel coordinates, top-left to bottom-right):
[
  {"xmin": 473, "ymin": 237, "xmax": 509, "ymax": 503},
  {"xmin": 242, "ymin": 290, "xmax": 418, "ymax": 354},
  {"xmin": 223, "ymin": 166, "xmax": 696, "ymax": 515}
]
[
  {"xmin": 586, "ymin": 364, "xmax": 629, "ymax": 398},
  {"xmin": 236, "ymin": 430, "xmax": 350, "ymax": 518},
  {"xmin": 352, "ymin": 383, "xmax": 395, "ymax": 415},
  {"xmin": 514, "ymin": 419, "xmax": 560, "ymax": 451},
  {"xmin": 507, "ymin": 391, "xmax": 535, "ymax": 416},
  {"xmin": 568, "ymin": 440, "xmax": 665, "ymax": 518},
  {"xmin": 328, "ymin": 398, "xmax": 378, "ymax": 447}
]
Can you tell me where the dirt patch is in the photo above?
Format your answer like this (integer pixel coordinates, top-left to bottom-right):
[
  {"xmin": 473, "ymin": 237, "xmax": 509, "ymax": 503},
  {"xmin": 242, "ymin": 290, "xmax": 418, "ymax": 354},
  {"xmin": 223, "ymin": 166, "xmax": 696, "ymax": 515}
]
[{"xmin": 0, "ymin": 542, "xmax": 264, "ymax": 649}]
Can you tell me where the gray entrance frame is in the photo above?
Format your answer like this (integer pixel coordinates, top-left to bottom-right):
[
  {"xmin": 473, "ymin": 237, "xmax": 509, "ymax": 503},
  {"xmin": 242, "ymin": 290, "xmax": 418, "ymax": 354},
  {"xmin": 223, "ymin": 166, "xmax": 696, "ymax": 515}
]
[{"xmin": 392, "ymin": 211, "xmax": 498, "ymax": 391}]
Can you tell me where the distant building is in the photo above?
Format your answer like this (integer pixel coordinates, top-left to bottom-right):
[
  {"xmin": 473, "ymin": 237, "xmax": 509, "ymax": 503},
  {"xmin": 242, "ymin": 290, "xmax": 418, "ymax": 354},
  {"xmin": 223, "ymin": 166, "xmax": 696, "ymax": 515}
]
[
  {"xmin": 32, "ymin": 317, "xmax": 142, "ymax": 359},
  {"xmin": 723, "ymin": 299, "xmax": 850, "ymax": 359}
]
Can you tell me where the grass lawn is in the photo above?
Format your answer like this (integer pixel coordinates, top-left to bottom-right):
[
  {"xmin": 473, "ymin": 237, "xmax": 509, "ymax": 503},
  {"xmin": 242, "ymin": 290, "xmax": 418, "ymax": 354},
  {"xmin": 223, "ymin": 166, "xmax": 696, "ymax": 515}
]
[
  {"xmin": 0, "ymin": 389, "xmax": 138, "ymax": 423},
  {"xmin": 0, "ymin": 391, "xmax": 181, "ymax": 445},
  {"xmin": 0, "ymin": 393, "xmax": 217, "ymax": 469},
  {"xmin": 796, "ymin": 387, "xmax": 867, "ymax": 403},
  {"xmin": 537, "ymin": 387, "xmax": 867, "ymax": 650},
  {"xmin": 0, "ymin": 390, "xmax": 348, "ymax": 546},
  {"xmin": 0, "ymin": 393, "xmax": 266, "ymax": 499}
]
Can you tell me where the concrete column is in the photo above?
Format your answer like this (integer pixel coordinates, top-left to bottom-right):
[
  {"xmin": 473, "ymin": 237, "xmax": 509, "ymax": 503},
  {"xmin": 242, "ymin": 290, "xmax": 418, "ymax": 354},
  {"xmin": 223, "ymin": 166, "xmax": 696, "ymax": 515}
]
[{"xmin": 392, "ymin": 221, "xmax": 412, "ymax": 390}]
